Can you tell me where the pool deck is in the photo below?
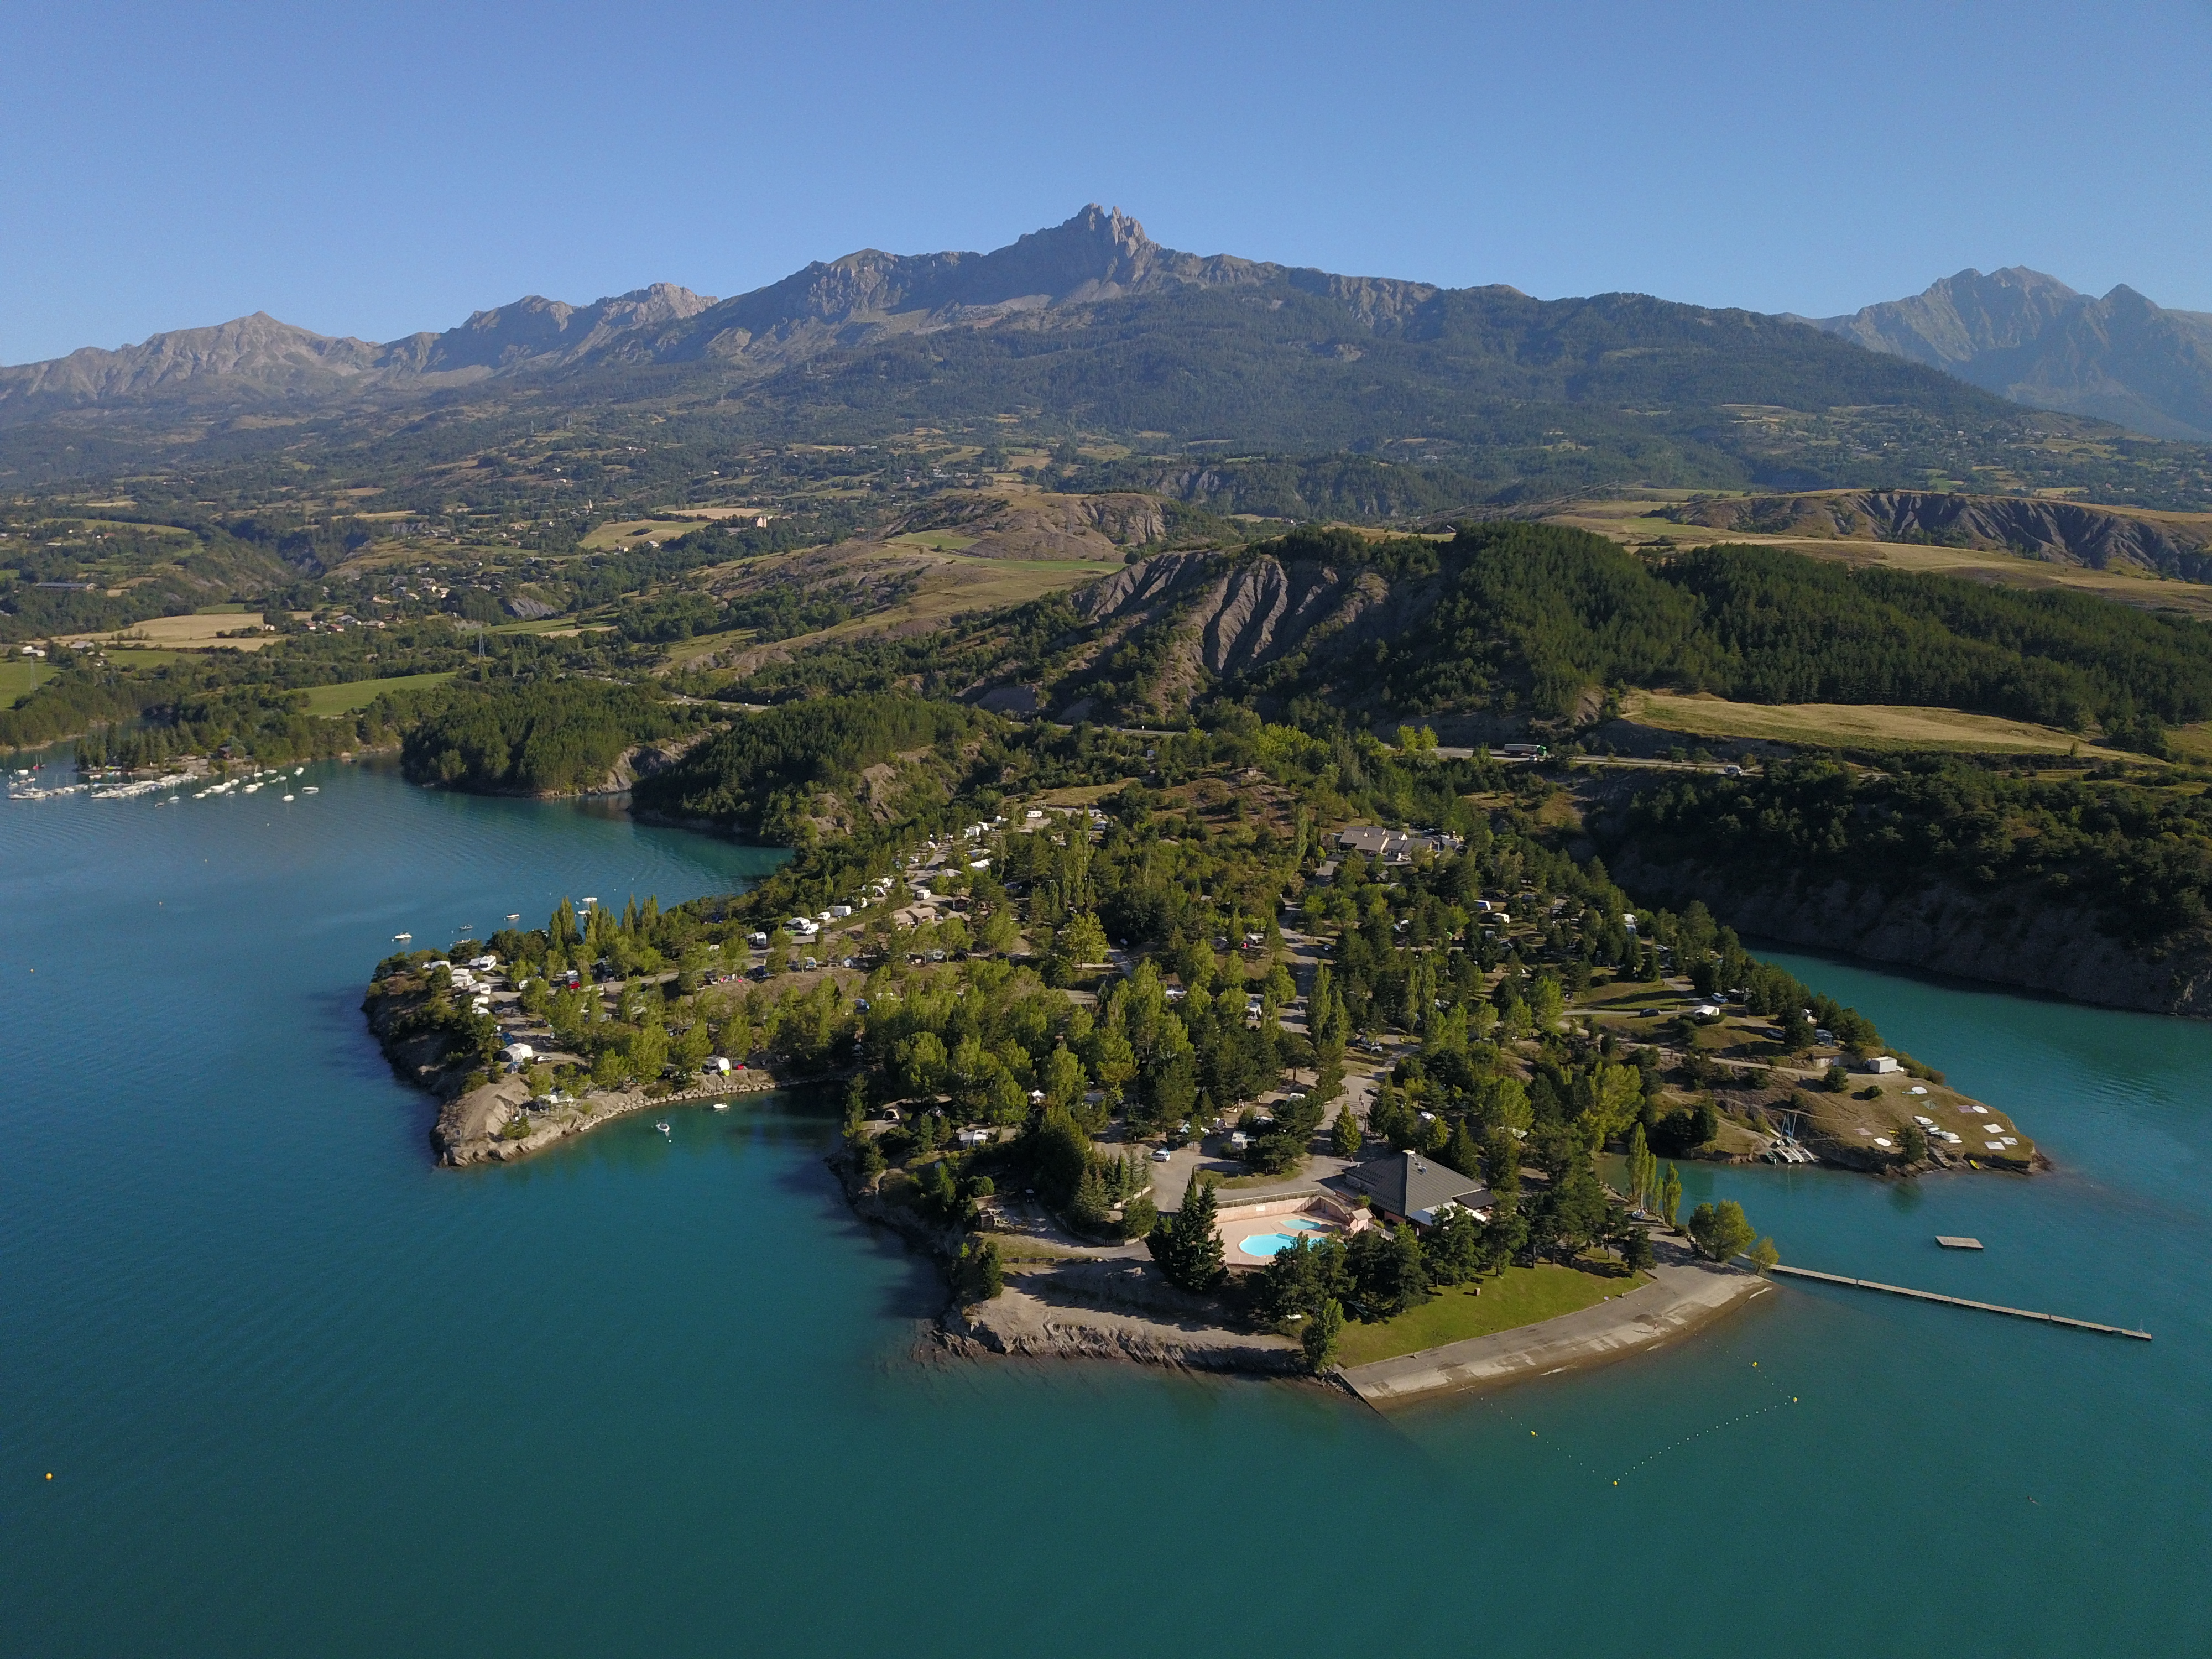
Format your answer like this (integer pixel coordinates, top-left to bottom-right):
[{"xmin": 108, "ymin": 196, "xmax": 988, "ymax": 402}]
[
  {"xmin": 1213, "ymin": 1191, "xmax": 1358, "ymax": 1268},
  {"xmin": 1339, "ymin": 1256, "xmax": 1770, "ymax": 1406}
]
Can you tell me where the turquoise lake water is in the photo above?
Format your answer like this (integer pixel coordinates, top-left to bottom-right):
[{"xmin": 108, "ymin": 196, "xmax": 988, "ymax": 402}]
[{"xmin": 4, "ymin": 758, "xmax": 2209, "ymax": 1655}]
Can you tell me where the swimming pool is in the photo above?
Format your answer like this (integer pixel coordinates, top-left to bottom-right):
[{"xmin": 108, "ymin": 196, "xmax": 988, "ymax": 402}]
[{"xmin": 1237, "ymin": 1218, "xmax": 1331, "ymax": 1257}]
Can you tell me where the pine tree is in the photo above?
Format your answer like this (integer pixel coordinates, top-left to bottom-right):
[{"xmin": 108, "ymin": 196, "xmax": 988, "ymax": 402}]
[
  {"xmin": 1331, "ymin": 1100, "xmax": 1363, "ymax": 1158},
  {"xmin": 1149, "ymin": 1172, "xmax": 1224, "ymax": 1291},
  {"xmin": 1620, "ymin": 1224, "xmax": 1657, "ymax": 1273},
  {"xmin": 1069, "ymin": 1161, "xmax": 1114, "ymax": 1234},
  {"xmin": 957, "ymin": 1238, "xmax": 1004, "ymax": 1303},
  {"xmin": 1119, "ymin": 1191, "xmax": 1157, "ymax": 1241},
  {"xmin": 1480, "ymin": 1178, "xmax": 1527, "ymax": 1274},
  {"xmin": 1302, "ymin": 1297, "xmax": 1344, "ymax": 1374},
  {"xmin": 1442, "ymin": 1118, "xmax": 1484, "ymax": 1179}
]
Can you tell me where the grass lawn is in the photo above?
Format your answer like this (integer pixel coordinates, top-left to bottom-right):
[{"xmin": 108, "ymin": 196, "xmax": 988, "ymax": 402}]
[
  {"xmin": 989, "ymin": 1238, "xmax": 1093, "ymax": 1264},
  {"xmin": 0, "ymin": 660, "xmax": 50, "ymax": 702},
  {"xmin": 1334, "ymin": 1264, "xmax": 1642, "ymax": 1368},
  {"xmin": 300, "ymin": 670, "xmax": 456, "ymax": 717}
]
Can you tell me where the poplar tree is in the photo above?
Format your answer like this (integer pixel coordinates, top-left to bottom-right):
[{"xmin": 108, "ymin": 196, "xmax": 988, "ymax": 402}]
[
  {"xmin": 1658, "ymin": 1162, "xmax": 1684, "ymax": 1230},
  {"xmin": 1626, "ymin": 1123, "xmax": 1657, "ymax": 1212}
]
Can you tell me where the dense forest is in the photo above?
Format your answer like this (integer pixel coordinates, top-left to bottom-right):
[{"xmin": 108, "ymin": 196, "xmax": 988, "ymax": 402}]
[
  {"xmin": 399, "ymin": 680, "xmax": 697, "ymax": 795},
  {"xmin": 1234, "ymin": 524, "xmax": 2212, "ymax": 747},
  {"xmin": 630, "ymin": 694, "xmax": 992, "ymax": 842},
  {"xmin": 1612, "ymin": 755, "xmax": 2212, "ymax": 946}
]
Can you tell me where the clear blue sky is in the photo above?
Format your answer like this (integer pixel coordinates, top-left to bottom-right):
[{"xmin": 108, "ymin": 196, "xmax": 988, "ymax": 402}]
[{"xmin": 6, "ymin": 0, "xmax": 2208, "ymax": 364}]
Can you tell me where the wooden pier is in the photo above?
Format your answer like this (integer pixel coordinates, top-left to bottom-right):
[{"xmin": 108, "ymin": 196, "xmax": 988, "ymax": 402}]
[{"xmin": 1766, "ymin": 1264, "xmax": 2151, "ymax": 1340}]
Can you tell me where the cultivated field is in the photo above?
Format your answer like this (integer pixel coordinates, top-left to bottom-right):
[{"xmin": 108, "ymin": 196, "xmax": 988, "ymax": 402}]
[
  {"xmin": 664, "ymin": 543, "xmax": 1113, "ymax": 672},
  {"xmin": 299, "ymin": 671, "xmax": 457, "ymax": 717},
  {"xmin": 67, "ymin": 612, "xmax": 275, "ymax": 651},
  {"xmin": 578, "ymin": 518, "xmax": 717, "ymax": 551},
  {"xmin": 1623, "ymin": 689, "xmax": 2151, "ymax": 761}
]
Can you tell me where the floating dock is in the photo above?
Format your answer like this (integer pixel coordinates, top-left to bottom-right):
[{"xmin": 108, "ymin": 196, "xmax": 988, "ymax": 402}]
[
  {"xmin": 1767, "ymin": 1263, "xmax": 2150, "ymax": 1340},
  {"xmin": 1936, "ymin": 1236, "xmax": 1983, "ymax": 1250}
]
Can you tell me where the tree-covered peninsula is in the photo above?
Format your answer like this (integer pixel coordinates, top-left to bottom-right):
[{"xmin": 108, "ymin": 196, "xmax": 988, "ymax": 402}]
[{"xmin": 363, "ymin": 707, "xmax": 2026, "ymax": 1383}]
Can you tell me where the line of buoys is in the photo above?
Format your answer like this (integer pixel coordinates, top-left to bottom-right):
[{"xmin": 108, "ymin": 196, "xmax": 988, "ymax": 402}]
[{"xmin": 1483, "ymin": 1355, "xmax": 1802, "ymax": 1488}]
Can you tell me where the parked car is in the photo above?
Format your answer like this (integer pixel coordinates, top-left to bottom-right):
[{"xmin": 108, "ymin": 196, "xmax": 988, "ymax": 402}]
[{"xmin": 1150, "ymin": 1147, "xmax": 1172, "ymax": 1162}]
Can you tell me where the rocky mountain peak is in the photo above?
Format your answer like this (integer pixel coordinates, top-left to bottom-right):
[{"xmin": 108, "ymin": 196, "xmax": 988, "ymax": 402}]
[{"xmin": 1805, "ymin": 267, "xmax": 2212, "ymax": 441}]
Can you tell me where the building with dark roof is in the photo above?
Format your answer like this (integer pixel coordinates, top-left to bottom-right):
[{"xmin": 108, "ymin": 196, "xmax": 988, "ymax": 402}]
[
  {"xmin": 1333, "ymin": 826, "xmax": 1463, "ymax": 864},
  {"xmin": 1339, "ymin": 1149, "xmax": 1490, "ymax": 1226}
]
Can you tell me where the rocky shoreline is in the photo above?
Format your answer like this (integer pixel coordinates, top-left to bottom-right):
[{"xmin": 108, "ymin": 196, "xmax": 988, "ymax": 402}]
[
  {"xmin": 831, "ymin": 1150, "xmax": 1767, "ymax": 1402},
  {"xmin": 831, "ymin": 1148, "xmax": 1312, "ymax": 1380},
  {"xmin": 1607, "ymin": 846, "xmax": 2212, "ymax": 1019}
]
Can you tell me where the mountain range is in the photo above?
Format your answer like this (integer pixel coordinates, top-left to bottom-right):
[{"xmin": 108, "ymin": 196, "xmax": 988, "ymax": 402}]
[
  {"xmin": 0, "ymin": 208, "xmax": 1434, "ymax": 411},
  {"xmin": 1803, "ymin": 267, "xmax": 2212, "ymax": 442},
  {"xmin": 4, "ymin": 208, "xmax": 2209, "ymax": 509}
]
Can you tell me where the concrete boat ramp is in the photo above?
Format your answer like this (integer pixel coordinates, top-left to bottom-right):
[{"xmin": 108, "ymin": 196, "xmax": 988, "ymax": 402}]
[{"xmin": 1340, "ymin": 1260, "xmax": 1768, "ymax": 1406}]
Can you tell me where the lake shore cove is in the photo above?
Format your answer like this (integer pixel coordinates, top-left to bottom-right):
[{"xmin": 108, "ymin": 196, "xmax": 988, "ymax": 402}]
[{"xmin": 361, "ymin": 937, "xmax": 795, "ymax": 1168}]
